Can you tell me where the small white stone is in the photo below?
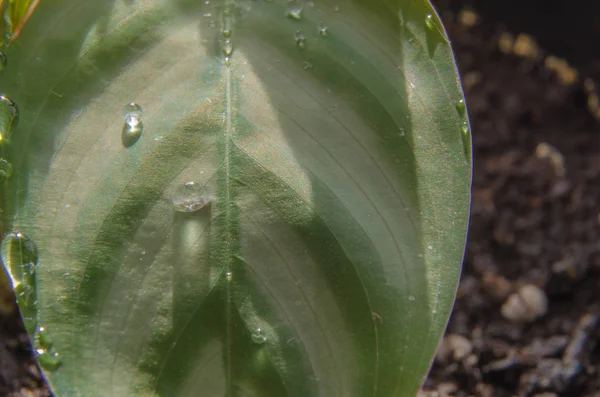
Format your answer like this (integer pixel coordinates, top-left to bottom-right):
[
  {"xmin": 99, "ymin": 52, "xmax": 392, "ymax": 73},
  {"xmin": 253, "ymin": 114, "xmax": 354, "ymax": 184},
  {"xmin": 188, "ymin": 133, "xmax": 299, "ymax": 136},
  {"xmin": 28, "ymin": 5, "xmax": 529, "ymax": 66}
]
[{"xmin": 501, "ymin": 284, "xmax": 548, "ymax": 323}]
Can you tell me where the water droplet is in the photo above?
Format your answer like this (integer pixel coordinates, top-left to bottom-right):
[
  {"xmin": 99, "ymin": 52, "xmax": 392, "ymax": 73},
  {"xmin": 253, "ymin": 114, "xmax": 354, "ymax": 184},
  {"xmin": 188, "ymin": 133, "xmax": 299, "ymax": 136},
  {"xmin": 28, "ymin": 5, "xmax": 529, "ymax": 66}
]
[
  {"xmin": 295, "ymin": 30, "xmax": 306, "ymax": 50},
  {"xmin": 456, "ymin": 99, "xmax": 466, "ymax": 116},
  {"xmin": 0, "ymin": 95, "xmax": 19, "ymax": 143},
  {"xmin": 225, "ymin": 271, "xmax": 232, "ymax": 281},
  {"xmin": 223, "ymin": 38, "xmax": 234, "ymax": 58},
  {"xmin": 408, "ymin": 295, "xmax": 415, "ymax": 301},
  {"xmin": 36, "ymin": 327, "xmax": 53, "ymax": 349},
  {"xmin": 121, "ymin": 122, "xmax": 143, "ymax": 148},
  {"xmin": 333, "ymin": 5, "xmax": 340, "ymax": 12},
  {"xmin": 287, "ymin": 1, "xmax": 303, "ymax": 20},
  {"xmin": 123, "ymin": 103, "xmax": 143, "ymax": 126},
  {"xmin": 0, "ymin": 158, "xmax": 13, "ymax": 178},
  {"xmin": 0, "ymin": 52, "xmax": 6, "ymax": 73},
  {"xmin": 251, "ymin": 328, "xmax": 267, "ymax": 344},
  {"xmin": 318, "ymin": 22, "xmax": 328, "ymax": 36},
  {"xmin": 173, "ymin": 182, "xmax": 210, "ymax": 212},
  {"xmin": 1, "ymin": 232, "xmax": 38, "ymax": 284},
  {"xmin": 461, "ymin": 122, "xmax": 470, "ymax": 137},
  {"xmin": 36, "ymin": 350, "xmax": 62, "ymax": 372},
  {"xmin": 425, "ymin": 14, "xmax": 435, "ymax": 30}
]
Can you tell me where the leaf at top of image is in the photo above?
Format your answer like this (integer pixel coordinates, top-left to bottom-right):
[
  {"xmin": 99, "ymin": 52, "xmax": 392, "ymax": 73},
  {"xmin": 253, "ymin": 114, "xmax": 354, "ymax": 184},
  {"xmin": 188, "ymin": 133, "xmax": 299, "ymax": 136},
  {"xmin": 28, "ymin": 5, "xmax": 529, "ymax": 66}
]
[
  {"xmin": 0, "ymin": 0, "xmax": 40, "ymax": 47},
  {"xmin": 0, "ymin": 0, "xmax": 471, "ymax": 396}
]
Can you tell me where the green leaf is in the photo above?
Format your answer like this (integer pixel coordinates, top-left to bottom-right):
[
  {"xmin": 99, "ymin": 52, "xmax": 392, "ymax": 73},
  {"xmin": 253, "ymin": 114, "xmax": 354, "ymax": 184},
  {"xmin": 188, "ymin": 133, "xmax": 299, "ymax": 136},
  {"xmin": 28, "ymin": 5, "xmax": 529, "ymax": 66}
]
[{"xmin": 0, "ymin": 0, "xmax": 471, "ymax": 396}]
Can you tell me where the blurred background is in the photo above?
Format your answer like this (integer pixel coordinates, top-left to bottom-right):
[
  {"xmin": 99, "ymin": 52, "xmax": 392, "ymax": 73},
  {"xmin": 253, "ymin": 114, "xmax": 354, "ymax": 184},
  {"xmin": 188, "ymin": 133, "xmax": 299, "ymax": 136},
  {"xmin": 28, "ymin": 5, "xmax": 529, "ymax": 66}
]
[{"xmin": 1, "ymin": 0, "xmax": 599, "ymax": 396}]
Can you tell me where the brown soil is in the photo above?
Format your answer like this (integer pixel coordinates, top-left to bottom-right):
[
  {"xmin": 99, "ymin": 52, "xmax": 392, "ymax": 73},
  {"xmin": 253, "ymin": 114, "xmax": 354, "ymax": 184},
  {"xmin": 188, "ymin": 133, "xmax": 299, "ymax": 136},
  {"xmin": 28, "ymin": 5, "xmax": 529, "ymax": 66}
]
[{"xmin": 1, "ymin": 2, "xmax": 599, "ymax": 397}]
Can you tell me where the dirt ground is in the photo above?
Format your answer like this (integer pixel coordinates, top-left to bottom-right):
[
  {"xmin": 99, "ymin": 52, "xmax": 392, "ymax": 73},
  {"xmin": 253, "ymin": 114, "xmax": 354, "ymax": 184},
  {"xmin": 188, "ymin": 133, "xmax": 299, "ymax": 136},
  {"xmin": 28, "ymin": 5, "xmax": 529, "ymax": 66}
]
[{"xmin": 1, "ymin": 2, "xmax": 599, "ymax": 397}]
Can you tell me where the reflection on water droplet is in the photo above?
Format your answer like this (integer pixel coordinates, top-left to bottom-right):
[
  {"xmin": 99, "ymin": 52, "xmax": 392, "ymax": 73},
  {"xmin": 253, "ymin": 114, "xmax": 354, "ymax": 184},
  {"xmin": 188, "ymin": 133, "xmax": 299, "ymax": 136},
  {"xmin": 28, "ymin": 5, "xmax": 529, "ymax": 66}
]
[
  {"xmin": 287, "ymin": 1, "xmax": 303, "ymax": 20},
  {"xmin": 0, "ymin": 158, "xmax": 13, "ymax": 178},
  {"xmin": 318, "ymin": 22, "xmax": 328, "ymax": 36},
  {"xmin": 251, "ymin": 328, "xmax": 267, "ymax": 344},
  {"xmin": 295, "ymin": 30, "xmax": 306, "ymax": 49},
  {"xmin": 121, "ymin": 122, "xmax": 143, "ymax": 148},
  {"xmin": 425, "ymin": 14, "xmax": 435, "ymax": 30},
  {"xmin": 173, "ymin": 182, "xmax": 211, "ymax": 212},
  {"xmin": 36, "ymin": 349, "xmax": 62, "ymax": 371},
  {"xmin": 123, "ymin": 103, "xmax": 143, "ymax": 126},
  {"xmin": 408, "ymin": 295, "xmax": 415, "ymax": 301},
  {"xmin": 456, "ymin": 99, "xmax": 466, "ymax": 116},
  {"xmin": 0, "ymin": 52, "xmax": 6, "ymax": 73},
  {"xmin": 225, "ymin": 271, "xmax": 232, "ymax": 281}
]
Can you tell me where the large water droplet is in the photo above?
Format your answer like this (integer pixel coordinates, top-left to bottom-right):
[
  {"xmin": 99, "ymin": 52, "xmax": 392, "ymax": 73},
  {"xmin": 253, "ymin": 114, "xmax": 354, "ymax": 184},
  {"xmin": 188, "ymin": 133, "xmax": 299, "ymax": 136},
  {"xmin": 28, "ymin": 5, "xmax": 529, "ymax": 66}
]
[
  {"xmin": 0, "ymin": 94, "xmax": 19, "ymax": 143},
  {"xmin": 295, "ymin": 30, "xmax": 306, "ymax": 50},
  {"xmin": 287, "ymin": 1, "xmax": 303, "ymax": 20},
  {"xmin": 1, "ymin": 232, "xmax": 38, "ymax": 284},
  {"xmin": 251, "ymin": 328, "xmax": 267, "ymax": 344},
  {"xmin": 123, "ymin": 103, "xmax": 143, "ymax": 126},
  {"xmin": 121, "ymin": 122, "xmax": 143, "ymax": 148},
  {"xmin": 0, "ymin": 158, "xmax": 13, "ymax": 178},
  {"xmin": 36, "ymin": 350, "xmax": 62, "ymax": 372},
  {"xmin": 173, "ymin": 182, "xmax": 211, "ymax": 212},
  {"xmin": 461, "ymin": 122, "xmax": 470, "ymax": 137},
  {"xmin": 425, "ymin": 14, "xmax": 435, "ymax": 30},
  {"xmin": 222, "ymin": 15, "xmax": 232, "ymax": 37},
  {"xmin": 225, "ymin": 271, "xmax": 233, "ymax": 281}
]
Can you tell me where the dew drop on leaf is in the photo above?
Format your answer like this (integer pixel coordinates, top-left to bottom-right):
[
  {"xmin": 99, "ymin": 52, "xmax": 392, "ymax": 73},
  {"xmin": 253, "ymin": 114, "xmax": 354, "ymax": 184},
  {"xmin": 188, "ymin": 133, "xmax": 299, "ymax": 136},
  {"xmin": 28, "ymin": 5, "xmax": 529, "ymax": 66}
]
[
  {"xmin": 425, "ymin": 14, "xmax": 435, "ymax": 30},
  {"xmin": 121, "ymin": 122, "xmax": 143, "ymax": 148},
  {"xmin": 318, "ymin": 22, "xmax": 328, "ymax": 36},
  {"xmin": 225, "ymin": 271, "xmax": 233, "ymax": 281},
  {"xmin": 456, "ymin": 99, "xmax": 466, "ymax": 116},
  {"xmin": 1, "ymin": 232, "xmax": 39, "ymax": 280},
  {"xmin": 223, "ymin": 38, "xmax": 234, "ymax": 58},
  {"xmin": 36, "ymin": 326, "xmax": 53, "ymax": 349},
  {"xmin": 0, "ymin": 158, "xmax": 13, "ymax": 178},
  {"xmin": 173, "ymin": 182, "xmax": 211, "ymax": 212},
  {"xmin": 123, "ymin": 102, "xmax": 143, "ymax": 126},
  {"xmin": 286, "ymin": 1, "xmax": 303, "ymax": 20},
  {"xmin": 251, "ymin": 328, "xmax": 267, "ymax": 344},
  {"xmin": 295, "ymin": 30, "xmax": 306, "ymax": 50},
  {"xmin": 36, "ymin": 350, "xmax": 62, "ymax": 372},
  {"xmin": 461, "ymin": 122, "xmax": 470, "ymax": 137}
]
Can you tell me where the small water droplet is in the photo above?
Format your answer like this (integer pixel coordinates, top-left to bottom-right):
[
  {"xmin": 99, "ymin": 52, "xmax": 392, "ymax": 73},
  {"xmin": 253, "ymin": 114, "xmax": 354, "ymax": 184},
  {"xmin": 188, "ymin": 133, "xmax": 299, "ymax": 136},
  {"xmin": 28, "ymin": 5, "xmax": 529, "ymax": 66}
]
[
  {"xmin": 0, "ymin": 158, "xmax": 13, "ymax": 178},
  {"xmin": 121, "ymin": 122, "xmax": 143, "ymax": 148},
  {"xmin": 425, "ymin": 14, "xmax": 435, "ymax": 30},
  {"xmin": 408, "ymin": 295, "xmax": 415, "ymax": 301},
  {"xmin": 461, "ymin": 122, "xmax": 470, "ymax": 137},
  {"xmin": 251, "ymin": 328, "xmax": 267, "ymax": 344},
  {"xmin": 428, "ymin": 244, "xmax": 433, "ymax": 250},
  {"xmin": 295, "ymin": 30, "xmax": 306, "ymax": 49},
  {"xmin": 123, "ymin": 103, "xmax": 143, "ymax": 126},
  {"xmin": 318, "ymin": 22, "xmax": 328, "ymax": 36},
  {"xmin": 456, "ymin": 99, "xmax": 466, "ymax": 116},
  {"xmin": 333, "ymin": 5, "xmax": 340, "ymax": 12},
  {"xmin": 287, "ymin": 1, "xmax": 303, "ymax": 20},
  {"xmin": 225, "ymin": 271, "xmax": 232, "ymax": 281},
  {"xmin": 223, "ymin": 38, "xmax": 234, "ymax": 60},
  {"xmin": 0, "ymin": 52, "xmax": 6, "ymax": 73},
  {"xmin": 173, "ymin": 182, "xmax": 211, "ymax": 212},
  {"xmin": 36, "ymin": 327, "xmax": 53, "ymax": 349},
  {"xmin": 36, "ymin": 350, "xmax": 62, "ymax": 372}
]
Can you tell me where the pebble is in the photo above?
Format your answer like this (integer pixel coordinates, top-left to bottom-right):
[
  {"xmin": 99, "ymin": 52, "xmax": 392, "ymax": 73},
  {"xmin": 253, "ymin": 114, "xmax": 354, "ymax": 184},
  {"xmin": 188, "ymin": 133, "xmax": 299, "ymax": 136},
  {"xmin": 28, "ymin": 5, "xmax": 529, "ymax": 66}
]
[
  {"xmin": 501, "ymin": 284, "xmax": 548, "ymax": 323},
  {"xmin": 436, "ymin": 333, "xmax": 473, "ymax": 363}
]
